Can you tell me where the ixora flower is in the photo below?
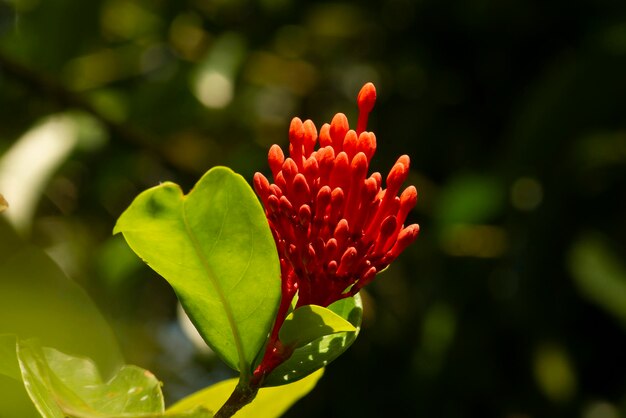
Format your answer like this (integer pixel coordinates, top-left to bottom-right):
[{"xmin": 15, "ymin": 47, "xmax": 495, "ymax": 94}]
[{"xmin": 253, "ymin": 83, "xmax": 419, "ymax": 309}]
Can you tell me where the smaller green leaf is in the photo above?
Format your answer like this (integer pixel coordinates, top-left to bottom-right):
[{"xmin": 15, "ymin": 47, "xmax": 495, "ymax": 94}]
[
  {"xmin": 167, "ymin": 368, "xmax": 323, "ymax": 418},
  {"xmin": 263, "ymin": 294, "xmax": 363, "ymax": 387},
  {"xmin": 16, "ymin": 341, "xmax": 64, "ymax": 418},
  {"xmin": 0, "ymin": 334, "xmax": 41, "ymax": 417},
  {"xmin": 16, "ymin": 339, "xmax": 178, "ymax": 418},
  {"xmin": 279, "ymin": 305, "xmax": 356, "ymax": 349}
]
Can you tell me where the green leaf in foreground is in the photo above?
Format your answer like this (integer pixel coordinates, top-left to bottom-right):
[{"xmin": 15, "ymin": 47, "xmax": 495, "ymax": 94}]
[
  {"xmin": 114, "ymin": 167, "xmax": 281, "ymax": 375},
  {"xmin": 167, "ymin": 368, "xmax": 323, "ymax": 418},
  {"xmin": 264, "ymin": 294, "xmax": 363, "ymax": 387},
  {"xmin": 18, "ymin": 339, "xmax": 166, "ymax": 418},
  {"xmin": 0, "ymin": 218, "xmax": 123, "ymax": 376},
  {"xmin": 279, "ymin": 305, "xmax": 356, "ymax": 349}
]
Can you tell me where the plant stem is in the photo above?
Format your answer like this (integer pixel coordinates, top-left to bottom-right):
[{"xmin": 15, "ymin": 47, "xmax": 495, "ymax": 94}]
[{"xmin": 214, "ymin": 379, "xmax": 259, "ymax": 418}]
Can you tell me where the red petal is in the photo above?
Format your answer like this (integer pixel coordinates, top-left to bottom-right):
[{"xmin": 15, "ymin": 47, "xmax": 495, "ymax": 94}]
[
  {"xmin": 354, "ymin": 266, "xmax": 377, "ymax": 292},
  {"xmin": 302, "ymin": 156, "xmax": 319, "ymax": 184},
  {"xmin": 329, "ymin": 151, "xmax": 350, "ymax": 191},
  {"xmin": 268, "ymin": 145, "xmax": 285, "ymax": 179},
  {"xmin": 298, "ymin": 204, "xmax": 312, "ymax": 227},
  {"xmin": 292, "ymin": 173, "xmax": 311, "ymax": 207},
  {"xmin": 395, "ymin": 185, "xmax": 418, "ymax": 238},
  {"xmin": 329, "ymin": 113, "xmax": 349, "ymax": 153},
  {"xmin": 289, "ymin": 117, "xmax": 304, "ymax": 167},
  {"xmin": 328, "ymin": 188, "xmax": 345, "ymax": 227},
  {"xmin": 302, "ymin": 119, "xmax": 318, "ymax": 157},
  {"xmin": 344, "ymin": 152, "xmax": 368, "ymax": 221},
  {"xmin": 281, "ymin": 158, "xmax": 298, "ymax": 188},
  {"xmin": 253, "ymin": 172, "xmax": 271, "ymax": 205},
  {"xmin": 333, "ymin": 218, "xmax": 350, "ymax": 248},
  {"xmin": 269, "ymin": 184, "xmax": 283, "ymax": 198},
  {"xmin": 357, "ymin": 132, "xmax": 377, "ymax": 162},
  {"xmin": 386, "ymin": 155, "xmax": 410, "ymax": 196},
  {"xmin": 319, "ymin": 123, "xmax": 332, "ymax": 147},
  {"xmin": 279, "ymin": 195, "xmax": 294, "ymax": 215},
  {"xmin": 357, "ymin": 82, "xmax": 376, "ymax": 134},
  {"xmin": 314, "ymin": 186, "xmax": 332, "ymax": 223},
  {"xmin": 324, "ymin": 238, "xmax": 338, "ymax": 263},
  {"xmin": 343, "ymin": 130, "xmax": 358, "ymax": 160},
  {"xmin": 327, "ymin": 260, "xmax": 338, "ymax": 275},
  {"xmin": 384, "ymin": 224, "xmax": 420, "ymax": 263},
  {"xmin": 373, "ymin": 215, "xmax": 398, "ymax": 255},
  {"xmin": 274, "ymin": 172, "xmax": 287, "ymax": 194},
  {"xmin": 337, "ymin": 247, "xmax": 358, "ymax": 276},
  {"xmin": 316, "ymin": 146, "xmax": 335, "ymax": 184}
]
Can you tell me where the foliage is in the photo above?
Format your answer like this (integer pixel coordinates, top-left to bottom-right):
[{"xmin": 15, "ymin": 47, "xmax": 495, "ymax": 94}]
[
  {"xmin": 0, "ymin": 165, "xmax": 363, "ymax": 416},
  {"xmin": 114, "ymin": 167, "xmax": 282, "ymax": 375},
  {"xmin": 1, "ymin": 0, "xmax": 626, "ymax": 417}
]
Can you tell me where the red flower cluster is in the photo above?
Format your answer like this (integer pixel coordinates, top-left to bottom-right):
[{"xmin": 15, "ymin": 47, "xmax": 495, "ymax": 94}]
[{"xmin": 253, "ymin": 83, "xmax": 419, "ymax": 308}]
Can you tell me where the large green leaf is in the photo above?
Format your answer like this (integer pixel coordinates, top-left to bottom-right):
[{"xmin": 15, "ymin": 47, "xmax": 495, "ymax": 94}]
[
  {"xmin": 114, "ymin": 167, "xmax": 281, "ymax": 376},
  {"xmin": 279, "ymin": 305, "xmax": 356, "ymax": 349},
  {"xmin": 0, "ymin": 219, "xmax": 123, "ymax": 376},
  {"xmin": 16, "ymin": 339, "xmax": 213, "ymax": 418},
  {"xmin": 167, "ymin": 368, "xmax": 323, "ymax": 418},
  {"xmin": 264, "ymin": 294, "xmax": 363, "ymax": 387}
]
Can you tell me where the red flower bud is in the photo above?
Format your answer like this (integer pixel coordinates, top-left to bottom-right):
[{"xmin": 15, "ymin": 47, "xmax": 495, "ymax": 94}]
[{"xmin": 254, "ymin": 83, "xmax": 419, "ymax": 307}]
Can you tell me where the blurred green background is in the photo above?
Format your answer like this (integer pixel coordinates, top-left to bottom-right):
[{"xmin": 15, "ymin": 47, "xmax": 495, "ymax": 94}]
[{"xmin": 1, "ymin": 0, "xmax": 626, "ymax": 417}]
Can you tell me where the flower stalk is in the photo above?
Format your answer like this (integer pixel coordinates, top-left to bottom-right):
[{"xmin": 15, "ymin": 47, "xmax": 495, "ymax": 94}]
[{"xmin": 214, "ymin": 379, "xmax": 259, "ymax": 418}]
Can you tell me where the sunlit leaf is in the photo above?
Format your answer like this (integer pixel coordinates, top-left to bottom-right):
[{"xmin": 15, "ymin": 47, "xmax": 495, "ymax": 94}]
[
  {"xmin": 18, "ymin": 339, "xmax": 170, "ymax": 418},
  {"xmin": 3, "ymin": 337, "xmax": 212, "ymax": 418},
  {"xmin": 264, "ymin": 294, "xmax": 362, "ymax": 387},
  {"xmin": 114, "ymin": 167, "xmax": 281, "ymax": 375},
  {"xmin": 167, "ymin": 368, "xmax": 323, "ymax": 418},
  {"xmin": 279, "ymin": 305, "xmax": 356, "ymax": 349},
  {"xmin": 17, "ymin": 341, "xmax": 71, "ymax": 418}
]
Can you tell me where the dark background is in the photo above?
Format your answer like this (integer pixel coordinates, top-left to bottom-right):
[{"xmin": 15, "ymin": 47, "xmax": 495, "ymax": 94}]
[{"xmin": 1, "ymin": 0, "xmax": 626, "ymax": 417}]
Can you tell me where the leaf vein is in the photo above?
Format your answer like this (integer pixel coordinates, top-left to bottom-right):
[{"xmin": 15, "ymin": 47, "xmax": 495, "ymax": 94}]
[{"xmin": 181, "ymin": 188, "xmax": 247, "ymax": 375}]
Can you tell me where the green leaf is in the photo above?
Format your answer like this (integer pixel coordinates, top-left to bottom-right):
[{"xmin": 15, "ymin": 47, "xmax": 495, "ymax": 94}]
[
  {"xmin": 279, "ymin": 305, "xmax": 356, "ymax": 349},
  {"xmin": 264, "ymin": 294, "xmax": 363, "ymax": 387},
  {"xmin": 0, "ymin": 218, "xmax": 123, "ymax": 376},
  {"xmin": 15, "ymin": 339, "xmax": 211, "ymax": 418},
  {"xmin": 167, "ymin": 368, "xmax": 323, "ymax": 418},
  {"xmin": 18, "ymin": 343, "xmax": 65, "ymax": 418},
  {"xmin": 114, "ymin": 167, "xmax": 281, "ymax": 376}
]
